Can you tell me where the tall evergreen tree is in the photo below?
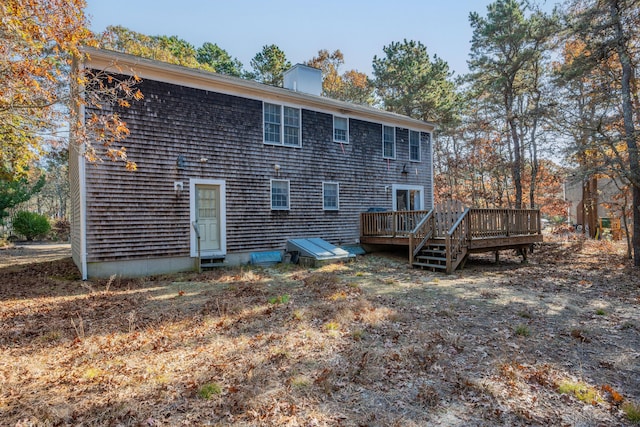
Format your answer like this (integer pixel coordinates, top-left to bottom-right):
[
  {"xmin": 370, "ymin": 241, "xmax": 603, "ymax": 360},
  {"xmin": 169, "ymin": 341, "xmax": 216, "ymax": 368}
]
[
  {"xmin": 372, "ymin": 39, "xmax": 458, "ymax": 124},
  {"xmin": 196, "ymin": 42, "xmax": 243, "ymax": 77},
  {"xmin": 468, "ymin": 0, "xmax": 557, "ymax": 209},
  {"xmin": 247, "ymin": 45, "xmax": 291, "ymax": 87}
]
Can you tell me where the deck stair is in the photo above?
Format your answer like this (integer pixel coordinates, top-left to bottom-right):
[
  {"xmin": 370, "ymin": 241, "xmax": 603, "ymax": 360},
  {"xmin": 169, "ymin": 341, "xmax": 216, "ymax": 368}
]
[
  {"xmin": 413, "ymin": 242, "xmax": 447, "ymax": 271},
  {"xmin": 200, "ymin": 255, "xmax": 226, "ymax": 269}
]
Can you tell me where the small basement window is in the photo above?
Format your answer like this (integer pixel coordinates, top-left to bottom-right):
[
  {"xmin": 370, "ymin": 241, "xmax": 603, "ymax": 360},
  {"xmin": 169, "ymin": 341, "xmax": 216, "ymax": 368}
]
[
  {"xmin": 271, "ymin": 179, "xmax": 290, "ymax": 210},
  {"xmin": 323, "ymin": 182, "xmax": 339, "ymax": 210},
  {"xmin": 333, "ymin": 116, "xmax": 349, "ymax": 143},
  {"xmin": 383, "ymin": 125, "xmax": 395, "ymax": 159}
]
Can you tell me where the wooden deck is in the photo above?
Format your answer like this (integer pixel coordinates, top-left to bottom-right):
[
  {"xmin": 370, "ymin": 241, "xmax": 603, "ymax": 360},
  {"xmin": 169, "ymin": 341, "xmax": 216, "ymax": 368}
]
[{"xmin": 360, "ymin": 202, "xmax": 543, "ymax": 273}]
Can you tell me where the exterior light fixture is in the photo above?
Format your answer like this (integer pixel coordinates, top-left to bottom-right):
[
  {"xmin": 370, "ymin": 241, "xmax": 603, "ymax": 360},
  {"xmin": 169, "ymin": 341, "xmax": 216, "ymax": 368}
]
[
  {"xmin": 174, "ymin": 181, "xmax": 184, "ymax": 197},
  {"xmin": 176, "ymin": 155, "xmax": 186, "ymax": 170}
]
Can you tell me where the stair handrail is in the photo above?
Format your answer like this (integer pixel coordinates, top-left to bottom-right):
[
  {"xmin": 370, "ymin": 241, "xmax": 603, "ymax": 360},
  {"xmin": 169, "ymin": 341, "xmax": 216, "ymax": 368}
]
[
  {"xmin": 445, "ymin": 208, "xmax": 470, "ymax": 273},
  {"xmin": 408, "ymin": 209, "xmax": 434, "ymax": 264},
  {"xmin": 192, "ymin": 221, "xmax": 201, "ymax": 273}
]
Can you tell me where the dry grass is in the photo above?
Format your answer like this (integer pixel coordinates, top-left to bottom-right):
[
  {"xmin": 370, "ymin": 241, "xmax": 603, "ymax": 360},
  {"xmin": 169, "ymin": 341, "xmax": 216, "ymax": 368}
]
[{"xmin": 0, "ymin": 238, "xmax": 638, "ymax": 426}]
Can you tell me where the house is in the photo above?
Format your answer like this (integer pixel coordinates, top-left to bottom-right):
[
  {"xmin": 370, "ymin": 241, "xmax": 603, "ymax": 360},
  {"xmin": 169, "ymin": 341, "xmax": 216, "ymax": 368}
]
[
  {"xmin": 69, "ymin": 47, "xmax": 436, "ymax": 279},
  {"xmin": 564, "ymin": 176, "xmax": 624, "ymax": 238}
]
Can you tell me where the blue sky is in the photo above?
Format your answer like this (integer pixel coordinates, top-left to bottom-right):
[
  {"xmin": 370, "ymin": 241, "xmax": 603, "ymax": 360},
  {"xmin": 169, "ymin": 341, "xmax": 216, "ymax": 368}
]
[{"xmin": 85, "ymin": 0, "xmax": 557, "ymax": 77}]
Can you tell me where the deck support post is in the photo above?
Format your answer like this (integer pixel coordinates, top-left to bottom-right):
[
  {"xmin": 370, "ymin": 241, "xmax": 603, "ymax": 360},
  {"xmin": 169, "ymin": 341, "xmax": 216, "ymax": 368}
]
[
  {"xmin": 408, "ymin": 233, "xmax": 414, "ymax": 265},
  {"xmin": 520, "ymin": 246, "xmax": 528, "ymax": 263},
  {"xmin": 495, "ymin": 250, "xmax": 500, "ymax": 263}
]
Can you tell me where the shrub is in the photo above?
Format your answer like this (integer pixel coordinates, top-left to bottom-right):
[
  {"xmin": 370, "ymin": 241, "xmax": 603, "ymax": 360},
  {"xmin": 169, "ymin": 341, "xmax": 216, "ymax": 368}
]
[
  {"xmin": 50, "ymin": 218, "xmax": 70, "ymax": 241},
  {"xmin": 12, "ymin": 211, "xmax": 50, "ymax": 241}
]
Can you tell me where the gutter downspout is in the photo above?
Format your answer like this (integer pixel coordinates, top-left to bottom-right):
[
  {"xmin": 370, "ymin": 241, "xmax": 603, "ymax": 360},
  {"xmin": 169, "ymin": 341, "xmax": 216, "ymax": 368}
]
[
  {"xmin": 429, "ymin": 131, "xmax": 435, "ymax": 210},
  {"xmin": 79, "ymin": 144, "xmax": 88, "ymax": 281},
  {"xmin": 73, "ymin": 55, "xmax": 88, "ymax": 280}
]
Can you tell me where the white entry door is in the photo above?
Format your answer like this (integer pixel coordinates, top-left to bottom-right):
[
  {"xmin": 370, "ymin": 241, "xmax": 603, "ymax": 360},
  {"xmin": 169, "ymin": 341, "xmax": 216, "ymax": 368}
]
[
  {"xmin": 196, "ymin": 185, "xmax": 220, "ymax": 251},
  {"xmin": 190, "ymin": 179, "xmax": 226, "ymax": 257}
]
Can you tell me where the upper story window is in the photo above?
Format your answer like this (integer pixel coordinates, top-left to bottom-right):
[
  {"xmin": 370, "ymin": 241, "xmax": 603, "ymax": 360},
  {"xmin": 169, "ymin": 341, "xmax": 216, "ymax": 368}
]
[
  {"xmin": 323, "ymin": 182, "xmax": 339, "ymax": 210},
  {"xmin": 409, "ymin": 130, "xmax": 421, "ymax": 162},
  {"xmin": 383, "ymin": 125, "xmax": 395, "ymax": 159},
  {"xmin": 270, "ymin": 179, "xmax": 290, "ymax": 210},
  {"xmin": 333, "ymin": 116, "xmax": 349, "ymax": 143},
  {"xmin": 264, "ymin": 102, "xmax": 301, "ymax": 147}
]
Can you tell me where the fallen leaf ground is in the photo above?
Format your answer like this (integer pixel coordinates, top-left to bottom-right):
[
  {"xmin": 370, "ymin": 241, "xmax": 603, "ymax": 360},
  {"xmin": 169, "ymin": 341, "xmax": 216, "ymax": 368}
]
[{"xmin": 0, "ymin": 237, "xmax": 639, "ymax": 426}]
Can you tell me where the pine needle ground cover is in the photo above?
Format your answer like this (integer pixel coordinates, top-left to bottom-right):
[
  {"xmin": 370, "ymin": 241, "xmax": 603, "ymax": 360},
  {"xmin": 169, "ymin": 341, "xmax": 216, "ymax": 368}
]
[{"xmin": 0, "ymin": 238, "xmax": 638, "ymax": 426}]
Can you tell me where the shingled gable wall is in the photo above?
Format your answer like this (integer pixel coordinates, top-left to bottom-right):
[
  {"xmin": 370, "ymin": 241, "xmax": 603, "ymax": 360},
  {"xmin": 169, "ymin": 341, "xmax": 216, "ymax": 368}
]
[{"xmin": 74, "ymin": 52, "xmax": 435, "ymax": 277}]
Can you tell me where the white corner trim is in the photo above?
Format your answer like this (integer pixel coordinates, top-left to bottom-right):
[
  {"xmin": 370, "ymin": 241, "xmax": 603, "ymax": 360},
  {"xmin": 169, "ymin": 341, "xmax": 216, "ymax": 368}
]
[{"xmin": 79, "ymin": 148, "xmax": 88, "ymax": 281}]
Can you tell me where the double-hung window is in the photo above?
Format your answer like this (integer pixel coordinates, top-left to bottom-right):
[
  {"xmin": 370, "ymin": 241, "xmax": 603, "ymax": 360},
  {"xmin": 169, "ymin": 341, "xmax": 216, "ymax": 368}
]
[
  {"xmin": 383, "ymin": 125, "xmax": 395, "ymax": 159},
  {"xmin": 333, "ymin": 116, "xmax": 349, "ymax": 143},
  {"xmin": 323, "ymin": 182, "xmax": 339, "ymax": 210},
  {"xmin": 264, "ymin": 102, "xmax": 301, "ymax": 147},
  {"xmin": 409, "ymin": 130, "xmax": 421, "ymax": 162},
  {"xmin": 270, "ymin": 179, "xmax": 290, "ymax": 210}
]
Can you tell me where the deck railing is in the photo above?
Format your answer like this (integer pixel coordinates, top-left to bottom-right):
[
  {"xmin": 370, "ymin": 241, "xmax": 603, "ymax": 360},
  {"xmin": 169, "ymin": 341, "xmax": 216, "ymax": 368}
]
[
  {"xmin": 468, "ymin": 208, "xmax": 541, "ymax": 238},
  {"xmin": 408, "ymin": 210, "xmax": 435, "ymax": 264},
  {"xmin": 361, "ymin": 207, "xmax": 541, "ymax": 241},
  {"xmin": 360, "ymin": 210, "xmax": 431, "ymax": 238},
  {"xmin": 445, "ymin": 208, "xmax": 470, "ymax": 273}
]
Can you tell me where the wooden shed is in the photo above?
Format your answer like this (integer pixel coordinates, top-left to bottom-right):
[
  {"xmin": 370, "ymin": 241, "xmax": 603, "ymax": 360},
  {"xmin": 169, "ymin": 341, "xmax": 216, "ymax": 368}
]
[{"xmin": 69, "ymin": 47, "xmax": 436, "ymax": 278}]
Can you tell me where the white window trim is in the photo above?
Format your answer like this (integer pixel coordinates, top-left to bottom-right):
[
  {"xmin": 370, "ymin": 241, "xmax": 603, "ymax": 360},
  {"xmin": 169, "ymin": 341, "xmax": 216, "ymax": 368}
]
[
  {"xmin": 322, "ymin": 181, "xmax": 340, "ymax": 210},
  {"xmin": 189, "ymin": 178, "xmax": 227, "ymax": 258},
  {"xmin": 333, "ymin": 115, "xmax": 349, "ymax": 144},
  {"xmin": 382, "ymin": 125, "xmax": 396, "ymax": 159},
  {"xmin": 263, "ymin": 101, "xmax": 302, "ymax": 148},
  {"xmin": 270, "ymin": 179, "xmax": 291, "ymax": 210},
  {"xmin": 392, "ymin": 184, "xmax": 424, "ymax": 211},
  {"xmin": 409, "ymin": 129, "xmax": 422, "ymax": 162}
]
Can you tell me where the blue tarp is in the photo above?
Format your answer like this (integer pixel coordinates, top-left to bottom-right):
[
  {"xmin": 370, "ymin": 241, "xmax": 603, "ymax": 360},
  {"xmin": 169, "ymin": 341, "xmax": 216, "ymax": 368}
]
[{"xmin": 250, "ymin": 251, "xmax": 282, "ymax": 266}]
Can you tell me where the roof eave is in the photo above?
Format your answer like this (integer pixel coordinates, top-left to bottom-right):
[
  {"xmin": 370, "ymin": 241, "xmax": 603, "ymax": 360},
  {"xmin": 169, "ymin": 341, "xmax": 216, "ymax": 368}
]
[{"xmin": 80, "ymin": 46, "xmax": 437, "ymax": 132}]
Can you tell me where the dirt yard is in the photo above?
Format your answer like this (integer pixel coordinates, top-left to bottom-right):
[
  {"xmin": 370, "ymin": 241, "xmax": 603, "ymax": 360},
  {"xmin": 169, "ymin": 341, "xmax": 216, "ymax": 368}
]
[
  {"xmin": 0, "ymin": 238, "xmax": 639, "ymax": 426},
  {"xmin": 0, "ymin": 242, "xmax": 71, "ymax": 266}
]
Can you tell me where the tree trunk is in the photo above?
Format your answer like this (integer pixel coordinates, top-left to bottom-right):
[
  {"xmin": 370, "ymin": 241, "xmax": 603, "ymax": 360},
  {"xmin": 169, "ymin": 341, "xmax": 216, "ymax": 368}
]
[
  {"xmin": 508, "ymin": 117, "xmax": 523, "ymax": 209},
  {"xmin": 633, "ymin": 186, "xmax": 640, "ymax": 266},
  {"xmin": 621, "ymin": 199, "xmax": 632, "ymax": 259},
  {"xmin": 506, "ymin": 90, "xmax": 523, "ymax": 209},
  {"xmin": 610, "ymin": 0, "xmax": 639, "ymax": 266},
  {"xmin": 529, "ymin": 90, "xmax": 542, "ymax": 210}
]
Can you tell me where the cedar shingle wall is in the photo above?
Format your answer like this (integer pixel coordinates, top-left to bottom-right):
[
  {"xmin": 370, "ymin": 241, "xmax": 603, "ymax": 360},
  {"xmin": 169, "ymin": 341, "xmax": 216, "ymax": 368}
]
[{"xmin": 84, "ymin": 77, "xmax": 433, "ymax": 262}]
